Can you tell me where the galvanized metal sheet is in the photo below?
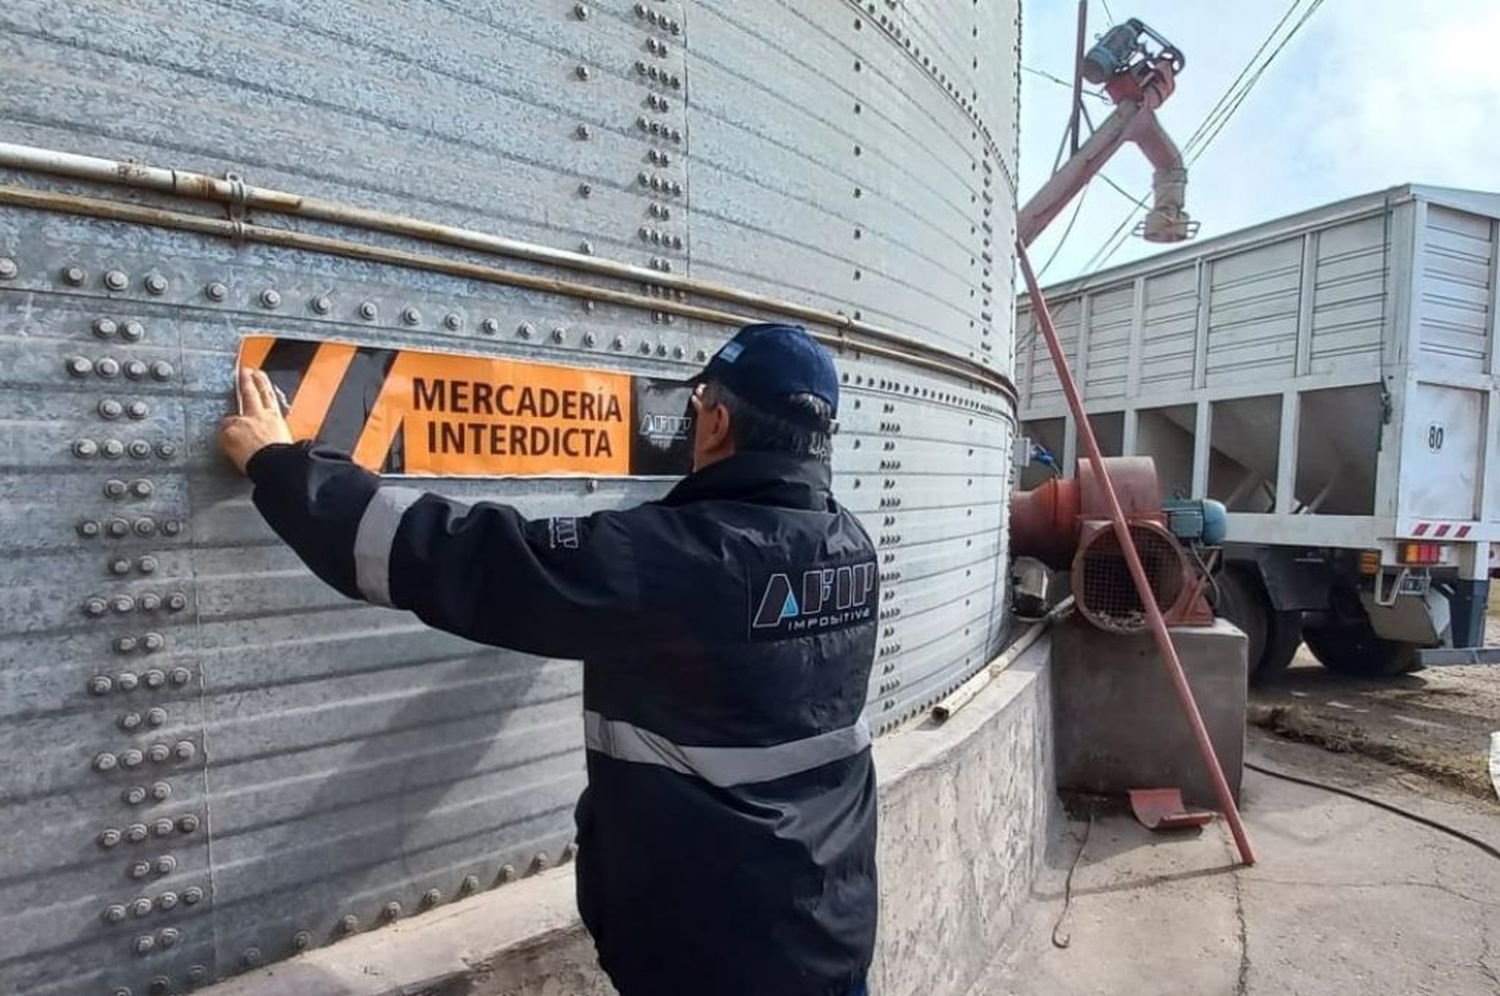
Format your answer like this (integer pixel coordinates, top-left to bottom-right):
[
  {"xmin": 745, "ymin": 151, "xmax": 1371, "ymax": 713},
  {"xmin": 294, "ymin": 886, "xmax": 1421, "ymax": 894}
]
[
  {"xmin": 1139, "ymin": 268, "xmax": 1201, "ymax": 395},
  {"xmin": 681, "ymin": 10, "xmax": 979, "ymax": 353},
  {"xmin": 1402, "ymin": 383, "xmax": 1485, "ymax": 520},
  {"xmin": 0, "ymin": 1, "xmax": 1018, "ymax": 991},
  {"xmin": 0, "ymin": 0, "xmax": 693, "ymax": 266}
]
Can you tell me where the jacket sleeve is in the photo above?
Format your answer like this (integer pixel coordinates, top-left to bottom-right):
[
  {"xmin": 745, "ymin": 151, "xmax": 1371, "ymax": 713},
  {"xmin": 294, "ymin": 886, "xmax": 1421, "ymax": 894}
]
[{"xmin": 247, "ymin": 442, "xmax": 640, "ymax": 659}]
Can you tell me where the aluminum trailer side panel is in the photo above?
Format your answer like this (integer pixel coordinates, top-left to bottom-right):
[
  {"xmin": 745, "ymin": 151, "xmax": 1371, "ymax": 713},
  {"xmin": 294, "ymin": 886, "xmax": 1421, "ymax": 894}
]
[
  {"xmin": 1018, "ymin": 185, "xmax": 1500, "ymax": 578},
  {"xmin": 0, "ymin": 2, "xmax": 1020, "ymax": 993}
]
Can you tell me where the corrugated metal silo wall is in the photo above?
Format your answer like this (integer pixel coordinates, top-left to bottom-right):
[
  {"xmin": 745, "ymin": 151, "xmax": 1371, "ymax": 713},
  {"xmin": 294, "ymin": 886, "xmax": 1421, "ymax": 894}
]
[{"xmin": 0, "ymin": 1, "xmax": 1020, "ymax": 992}]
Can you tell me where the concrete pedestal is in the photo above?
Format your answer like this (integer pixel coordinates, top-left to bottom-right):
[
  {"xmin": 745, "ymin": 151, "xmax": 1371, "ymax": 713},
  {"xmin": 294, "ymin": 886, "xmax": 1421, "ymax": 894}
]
[{"xmin": 1052, "ymin": 616, "xmax": 1246, "ymax": 807}]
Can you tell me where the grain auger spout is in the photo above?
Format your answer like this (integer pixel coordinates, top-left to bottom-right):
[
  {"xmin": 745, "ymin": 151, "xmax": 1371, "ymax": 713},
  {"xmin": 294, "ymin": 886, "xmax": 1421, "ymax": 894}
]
[{"xmin": 1018, "ymin": 16, "xmax": 1198, "ymax": 247}]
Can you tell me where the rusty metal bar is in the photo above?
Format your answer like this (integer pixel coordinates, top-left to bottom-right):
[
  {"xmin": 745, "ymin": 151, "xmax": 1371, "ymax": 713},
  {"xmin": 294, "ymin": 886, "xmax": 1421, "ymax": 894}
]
[
  {"xmin": 0, "ymin": 141, "xmax": 1015, "ymax": 404},
  {"xmin": 0, "ymin": 181, "xmax": 1013, "ymax": 399},
  {"xmin": 1067, "ymin": 0, "xmax": 1088, "ymax": 156},
  {"xmin": 1016, "ymin": 241, "xmax": 1255, "ymax": 866}
]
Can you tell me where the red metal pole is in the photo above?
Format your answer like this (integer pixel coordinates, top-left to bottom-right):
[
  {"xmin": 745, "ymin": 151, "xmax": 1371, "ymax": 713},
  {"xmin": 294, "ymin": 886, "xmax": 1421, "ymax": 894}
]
[{"xmin": 1016, "ymin": 243, "xmax": 1256, "ymax": 866}]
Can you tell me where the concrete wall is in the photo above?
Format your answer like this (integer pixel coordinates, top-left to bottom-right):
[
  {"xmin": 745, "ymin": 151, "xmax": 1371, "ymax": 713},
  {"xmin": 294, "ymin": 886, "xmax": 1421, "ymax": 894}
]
[
  {"xmin": 204, "ymin": 643, "xmax": 1054, "ymax": 996},
  {"xmin": 871, "ymin": 649, "xmax": 1056, "ymax": 996}
]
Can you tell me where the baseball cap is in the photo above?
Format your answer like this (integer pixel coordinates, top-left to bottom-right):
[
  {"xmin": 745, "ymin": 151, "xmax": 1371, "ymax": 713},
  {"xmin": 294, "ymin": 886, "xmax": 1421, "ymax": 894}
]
[{"xmin": 692, "ymin": 323, "xmax": 839, "ymax": 425}]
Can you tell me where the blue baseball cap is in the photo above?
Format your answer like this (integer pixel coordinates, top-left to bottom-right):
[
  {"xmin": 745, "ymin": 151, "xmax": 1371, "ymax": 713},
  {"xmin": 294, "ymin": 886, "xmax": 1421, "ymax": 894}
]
[{"xmin": 693, "ymin": 323, "xmax": 839, "ymax": 425}]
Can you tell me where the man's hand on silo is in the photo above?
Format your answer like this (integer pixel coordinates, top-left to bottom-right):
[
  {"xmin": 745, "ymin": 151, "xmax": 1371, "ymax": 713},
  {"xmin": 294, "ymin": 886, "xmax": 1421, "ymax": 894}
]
[{"xmin": 220, "ymin": 368, "xmax": 294, "ymax": 475}]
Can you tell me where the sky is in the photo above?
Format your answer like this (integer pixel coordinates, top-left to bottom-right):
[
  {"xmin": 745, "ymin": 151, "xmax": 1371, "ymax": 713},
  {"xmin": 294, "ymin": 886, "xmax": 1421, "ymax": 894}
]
[{"xmin": 1019, "ymin": 0, "xmax": 1500, "ymax": 284}]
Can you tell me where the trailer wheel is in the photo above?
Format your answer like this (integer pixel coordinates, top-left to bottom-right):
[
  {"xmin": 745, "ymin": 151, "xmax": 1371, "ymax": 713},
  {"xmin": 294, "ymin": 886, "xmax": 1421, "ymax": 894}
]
[
  {"xmin": 1258, "ymin": 607, "xmax": 1304, "ymax": 682},
  {"xmin": 1302, "ymin": 621, "xmax": 1421, "ymax": 676},
  {"xmin": 1214, "ymin": 565, "xmax": 1268, "ymax": 682}
]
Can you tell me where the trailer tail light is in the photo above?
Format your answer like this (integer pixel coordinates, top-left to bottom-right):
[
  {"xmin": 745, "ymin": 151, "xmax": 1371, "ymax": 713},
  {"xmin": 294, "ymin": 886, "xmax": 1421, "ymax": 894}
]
[
  {"xmin": 1400, "ymin": 542, "xmax": 1443, "ymax": 565},
  {"xmin": 1359, "ymin": 550, "xmax": 1381, "ymax": 575}
]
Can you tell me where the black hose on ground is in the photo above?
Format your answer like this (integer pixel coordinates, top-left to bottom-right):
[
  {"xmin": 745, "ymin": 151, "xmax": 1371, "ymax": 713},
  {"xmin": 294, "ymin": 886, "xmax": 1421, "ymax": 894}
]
[
  {"xmin": 1244, "ymin": 761, "xmax": 1500, "ymax": 862},
  {"xmin": 1050, "ymin": 814, "xmax": 1095, "ymax": 949}
]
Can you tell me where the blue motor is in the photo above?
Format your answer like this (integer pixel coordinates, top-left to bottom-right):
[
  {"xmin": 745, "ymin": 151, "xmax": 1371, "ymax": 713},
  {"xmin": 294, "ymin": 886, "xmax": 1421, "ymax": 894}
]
[
  {"xmin": 1161, "ymin": 497, "xmax": 1228, "ymax": 547},
  {"xmin": 1082, "ymin": 18, "xmax": 1147, "ymax": 83},
  {"xmin": 1081, "ymin": 17, "xmax": 1186, "ymax": 85}
]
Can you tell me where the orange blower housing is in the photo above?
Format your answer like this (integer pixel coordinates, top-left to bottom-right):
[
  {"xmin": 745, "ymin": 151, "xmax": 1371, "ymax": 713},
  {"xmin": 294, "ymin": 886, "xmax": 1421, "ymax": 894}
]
[{"xmin": 1010, "ymin": 457, "xmax": 1213, "ymax": 632}]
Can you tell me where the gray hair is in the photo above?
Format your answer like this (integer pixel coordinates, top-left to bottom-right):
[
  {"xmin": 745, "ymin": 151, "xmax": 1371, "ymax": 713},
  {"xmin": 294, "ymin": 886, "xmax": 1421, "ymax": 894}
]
[{"xmin": 700, "ymin": 380, "xmax": 834, "ymax": 463}]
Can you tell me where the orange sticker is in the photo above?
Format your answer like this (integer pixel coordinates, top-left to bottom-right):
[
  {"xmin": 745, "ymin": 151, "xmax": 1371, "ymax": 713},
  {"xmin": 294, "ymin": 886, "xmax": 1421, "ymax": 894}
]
[{"xmin": 238, "ymin": 335, "xmax": 693, "ymax": 478}]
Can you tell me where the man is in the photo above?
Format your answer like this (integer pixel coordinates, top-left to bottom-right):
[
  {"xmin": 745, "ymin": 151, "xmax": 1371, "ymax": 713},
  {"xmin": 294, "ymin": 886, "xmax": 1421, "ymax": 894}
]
[{"xmin": 221, "ymin": 322, "xmax": 879, "ymax": 996}]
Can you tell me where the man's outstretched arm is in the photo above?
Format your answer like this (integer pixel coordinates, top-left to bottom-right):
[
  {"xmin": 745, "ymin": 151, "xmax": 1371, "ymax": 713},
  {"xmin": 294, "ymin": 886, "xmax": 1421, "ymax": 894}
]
[{"xmin": 221, "ymin": 369, "xmax": 640, "ymax": 658}]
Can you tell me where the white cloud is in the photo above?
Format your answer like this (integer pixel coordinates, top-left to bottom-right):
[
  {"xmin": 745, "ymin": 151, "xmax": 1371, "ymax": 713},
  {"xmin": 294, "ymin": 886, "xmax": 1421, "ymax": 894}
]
[{"xmin": 1293, "ymin": 0, "xmax": 1500, "ymax": 189}]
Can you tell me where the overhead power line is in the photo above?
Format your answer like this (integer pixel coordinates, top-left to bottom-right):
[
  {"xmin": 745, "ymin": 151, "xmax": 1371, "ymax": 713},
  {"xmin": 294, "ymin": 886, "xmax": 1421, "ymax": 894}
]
[
  {"xmin": 1188, "ymin": 0, "xmax": 1329, "ymax": 163},
  {"xmin": 1099, "ymin": 173, "xmax": 1150, "ymax": 211},
  {"xmin": 1016, "ymin": 7, "xmax": 1149, "ymax": 303},
  {"xmin": 1080, "ymin": 201, "xmax": 1144, "ymax": 275},
  {"xmin": 1038, "ymin": 181, "xmax": 1091, "ymax": 280},
  {"xmin": 1182, "ymin": 0, "xmax": 1305, "ymax": 154},
  {"xmin": 1022, "ymin": 64, "xmax": 1110, "ymax": 102}
]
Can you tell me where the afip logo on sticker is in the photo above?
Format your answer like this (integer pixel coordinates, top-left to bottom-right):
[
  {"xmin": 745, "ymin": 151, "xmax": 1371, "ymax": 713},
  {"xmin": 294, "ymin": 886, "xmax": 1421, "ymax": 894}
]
[
  {"xmin": 750, "ymin": 561, "xmax": 878, "ymax": 641},
  {"xmin": 639, "ymin": 412, "xmax": 693, "ymax": 441}
]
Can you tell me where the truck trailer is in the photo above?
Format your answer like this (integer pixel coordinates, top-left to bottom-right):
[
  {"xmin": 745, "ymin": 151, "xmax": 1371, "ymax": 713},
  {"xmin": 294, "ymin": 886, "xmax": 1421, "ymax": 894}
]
[{"xmin": 1018, "ymin": 185, "xmax": 1500, "ymax": 679}]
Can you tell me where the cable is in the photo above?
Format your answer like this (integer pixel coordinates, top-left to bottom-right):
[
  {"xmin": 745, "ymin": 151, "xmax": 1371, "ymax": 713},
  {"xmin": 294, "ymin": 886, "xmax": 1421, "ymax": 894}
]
[
  {"xmin": 1022, "ymin": 64, "xmax": 1111, "ymax": 102},
  {"xmin": 1015, "ymin": 173, "xmax": 1137, "ymax": 305},
  {"xmin": 1050, "ymin": 814, "xmax": 1094, "ymax": 948},
  {"xmin": 1037, "ymin": 181, "xmax": 1091, "ymax": 279},
  {"xmin": 1189, "ymin": 0, "xmax": 1327, "ymax": 163},
  {"xmin": 1099, "ymin": 173, "xmax": 1150, "ymax": 210},
  {"xmin": 1079, "ymin": 204, "xmax": 1140, "ymax": 274},
  {"xmin": 1182, "ymin": 0, "xmax": 1305, "ymax": 153},
  {"xmin": 1021, "ymin": 168, "xmax": 1124, "ymax": 329},
  {"xmin": 1191, "ymin": 544, "xmax": 1222, "ymax": 610},
  {"xmin": 1022, "ymin": 3, "xmax": 1137, "ymax": 277},
  {"xmin": 1021, "ymin": 63, "xmax": 1076, "ymax": 90},
  {"xmin": 1190, "ymin": 0, "xmax": 1323, "ymax": 158},
  {"xmin": 1244, "ymin": 761, "xmax": 1500, "ymax": 862},
  {"xmin": 1087, "ymin": 153, "xmax": 1203, "ymax": 272},
  {"xmin": 1075, "ymin": 174, "xmax": 1155, "ymax": 273}
]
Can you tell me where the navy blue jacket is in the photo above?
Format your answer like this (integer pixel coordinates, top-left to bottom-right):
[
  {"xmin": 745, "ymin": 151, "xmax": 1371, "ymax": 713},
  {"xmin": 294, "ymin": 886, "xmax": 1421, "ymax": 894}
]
[{"xmin": 248, "ymin": 443, "xmax": 879, "ymax": 996}]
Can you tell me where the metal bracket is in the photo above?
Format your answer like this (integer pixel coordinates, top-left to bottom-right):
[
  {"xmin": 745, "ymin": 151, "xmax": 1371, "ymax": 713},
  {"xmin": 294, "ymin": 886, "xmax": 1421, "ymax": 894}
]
[
  {"xmin": 1372, "ymin": 567, "xmax": 1409, "ymax": 607},
  {"xmin": 1133, "ymin": 215, "xmax": 1201, "ymax": 240},
  {"xmin": 1398, "ymin": 570, "xmax": 1430, "ymax": 596},
  {"xmin": 1415, "ymin": 646, "xmax": 1500, "ymax": 666},
  {"xmin": 224, "ymin": 171, "xmax": 248, "ymax": 245}
]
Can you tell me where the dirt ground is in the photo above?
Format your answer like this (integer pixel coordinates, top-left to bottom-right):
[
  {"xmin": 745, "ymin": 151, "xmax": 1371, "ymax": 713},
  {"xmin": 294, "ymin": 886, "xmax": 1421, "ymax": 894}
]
[
  {"xmin": 977, "ymin": 600, "xmax": 1500, "ymax": 995},
  {"xmin": 977, "ymin": 730, "xmax": 1500, "ymax": 995},
  {"xmin": 1247, "ymin": 606, "xmax": 1500, "ymax": 802}
]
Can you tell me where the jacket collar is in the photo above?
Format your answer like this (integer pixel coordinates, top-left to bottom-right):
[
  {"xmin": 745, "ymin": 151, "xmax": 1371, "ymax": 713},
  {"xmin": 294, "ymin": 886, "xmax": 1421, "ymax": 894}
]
[{"xmin": 658, "ymin": 451, "xmax": 833, "ymax": 511}]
